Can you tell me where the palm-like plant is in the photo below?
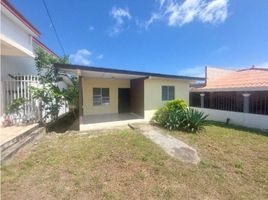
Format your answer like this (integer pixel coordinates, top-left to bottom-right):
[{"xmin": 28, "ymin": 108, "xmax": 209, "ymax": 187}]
[{"xmin": 183, "ymin": 108, "xmax": 208, "ymax": 133}]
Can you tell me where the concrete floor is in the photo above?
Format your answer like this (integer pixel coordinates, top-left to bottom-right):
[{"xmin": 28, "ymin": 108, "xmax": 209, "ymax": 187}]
[
  {"xmin": 82, "ymin": 113, "xmax": 143, "ymax": 124},
  {"xmin": 80, "ymin": 113, "xmax": 145, "ymax": 131}
]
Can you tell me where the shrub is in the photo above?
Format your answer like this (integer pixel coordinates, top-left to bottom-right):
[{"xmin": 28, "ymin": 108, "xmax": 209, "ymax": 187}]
[
  {"xmin": 153, "ymin": 99, "xmax": 187, "ymax": 130},
  {"xmin": 165, "ymin": 99, "xmax": 187, "ymax": 111},
  {"xmin": 6, "ymin": 98, "xmax": 27, "ymax": 114},
  {"xmin": 153, "ymin": 99, "xmax": 208, "ymax": 133},
  {"xmin": 183, "ymin": 108, "xmax": 208, "ymax": 133}
]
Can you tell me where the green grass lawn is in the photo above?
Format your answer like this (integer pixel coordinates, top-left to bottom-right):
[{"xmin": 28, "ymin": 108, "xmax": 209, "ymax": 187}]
[{"xmin": 1, "ymin": 123, "xmax": 268, "ymax": 200}]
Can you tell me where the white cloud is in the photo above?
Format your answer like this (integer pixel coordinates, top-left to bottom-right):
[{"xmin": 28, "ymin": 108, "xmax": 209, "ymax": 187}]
[
  {"xmin": 166, "ymin": 0, "xmax": 201, "ymax": 26},
  {"xmin": 177, "ymin": 66, "xmax": 206, "ymax": 77},
  {"xmin": 199, "ymin": 0, "xmax": 228, "ymax": 23},
  {"xmin": 69, "ymin": 49, "xmax": 92, "ymax": 65},
  {"xmin": 142, "ymin": 0, "xmax": 228, "ymax": 28},
  {"xmin": 96, "ymin": 54, "xmax": 104, "ymax": 59},
  {"xmin": 136, "ymin": 13, "xmax": 161, "ymax": 30},
  {"xmin": 109, "ymin": 7, "xmax": 132, "ymax": 36}
]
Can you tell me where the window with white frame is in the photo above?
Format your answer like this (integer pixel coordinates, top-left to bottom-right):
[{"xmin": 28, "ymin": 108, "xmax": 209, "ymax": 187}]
[
  {"xmin": 93, "ymin": 88, "xmax": 110, "ymax": 106},
  {"xmin": 162, "ymin": 86, "xmax": 175, "ymax": 101}
]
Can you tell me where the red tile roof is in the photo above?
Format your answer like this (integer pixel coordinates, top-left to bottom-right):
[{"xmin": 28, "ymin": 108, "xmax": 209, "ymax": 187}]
[{"xmin": 198, "ymin": 67, "xmax": 268, "ymax": 91}]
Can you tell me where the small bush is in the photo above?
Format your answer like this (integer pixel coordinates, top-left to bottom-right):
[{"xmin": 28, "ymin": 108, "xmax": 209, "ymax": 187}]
[
  {"xmin": 153, "ymin": 99, "xmax": 208, "ymax": 133},
  {"xmin": 6, "ymin": 98, "xmax": 27, "ymax": 114},
  {"xmin": 153, "ymin": 99, "xmax": 187, "ymax": 130},
  {"xmin": 165, "ymin": 99, "xmax": 187, "ymax": 111}
]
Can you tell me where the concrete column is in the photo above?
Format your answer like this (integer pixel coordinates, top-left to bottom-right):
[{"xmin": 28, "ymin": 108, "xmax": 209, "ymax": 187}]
[
  {"xmin": 242, "ymin": 93, "xmax": 251, "ymax": 113},
  {"xmin": 200, "ymin": 93, "xmax": 205, "ymax": 108}
]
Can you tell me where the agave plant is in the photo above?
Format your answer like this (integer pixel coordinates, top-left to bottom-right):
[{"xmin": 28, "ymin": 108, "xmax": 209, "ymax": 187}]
[
  {"xmin": 164, "ymin": 109, "xmax": 185, "ymax": 130},
  {"xmin": 183, "ymin": 108, "xmax": 208, "ymax": 133}
]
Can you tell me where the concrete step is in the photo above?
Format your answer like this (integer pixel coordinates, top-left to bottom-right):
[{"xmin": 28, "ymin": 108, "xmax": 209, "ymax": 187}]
[
  {"xmin": 1, "ymin": 127, "xmax": 45, "ymax": 163},
  {"xmin": 0, "ymin": 125, "xmax": 39, "ymax": 152}
]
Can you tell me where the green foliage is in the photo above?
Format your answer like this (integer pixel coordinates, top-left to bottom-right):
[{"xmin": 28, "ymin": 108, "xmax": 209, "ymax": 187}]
[
  {"xmin": 31, "ymin": 47, "xmax": 69, "ymax": 122},
  {"xmin": 62, "ymin": 76, "xmax": 79, "ymax": 115},
  {"xmin": 153, "ymin": 99, "xmax": 187, "ymax": 130},
  {"xmin": 153, "ymin": 99, "xmax": 208, "ymax": 133},
  {"xmin": 183, "ymin": 108, "xmax": 208, "ymax": 133},
  {"xmin": 165, "ymin": 99, "xmax": 188, "ymax": 111},
  {"xmin": 6, "ymin": 98, "xmax": 27, "ymax": 114}
]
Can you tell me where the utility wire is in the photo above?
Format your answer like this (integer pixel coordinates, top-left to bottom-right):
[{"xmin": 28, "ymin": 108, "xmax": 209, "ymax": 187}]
[{"xmin": 41, "ymin": 0, "xmax": 66, "ymax": 55}]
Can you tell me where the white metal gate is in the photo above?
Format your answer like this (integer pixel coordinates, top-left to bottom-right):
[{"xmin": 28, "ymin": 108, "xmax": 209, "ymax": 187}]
[{"xmin": 1, "ymin": 75, "xmax": 40, "ymax": 123}]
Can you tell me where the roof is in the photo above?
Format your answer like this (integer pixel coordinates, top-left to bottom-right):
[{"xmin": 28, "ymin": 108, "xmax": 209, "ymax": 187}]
[
  {"xmin": 1, "ymin": 0, "xmax": 40, "ymax": 36},
  {"xmin": 54, "ymin": 63, "xmax": 205, "ymax": 81},
  {"xmin": 193, "ymin": 67, "xmax": 268, "ymax": 92},
  {"xmin": 33, "ymin": 37, "xmax": 59, "ymax": 58}
]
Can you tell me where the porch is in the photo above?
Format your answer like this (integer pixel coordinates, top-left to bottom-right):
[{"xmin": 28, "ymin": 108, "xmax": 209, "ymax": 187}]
[{"xmin": 80, "ymin": 113, "xmax": 145, "ymax": 131}]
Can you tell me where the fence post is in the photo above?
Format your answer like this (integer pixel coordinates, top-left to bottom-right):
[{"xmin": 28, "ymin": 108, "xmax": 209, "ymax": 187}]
[
  {"xmin": 200, "ymin": 93, "xmax": 205, "ymax": 108},
  {"xmin": 242, "ymin": 93, "xmax": 251, "ymax": 113}
]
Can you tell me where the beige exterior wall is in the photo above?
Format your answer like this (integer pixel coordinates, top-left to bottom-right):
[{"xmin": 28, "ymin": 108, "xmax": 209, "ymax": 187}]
[
  {"xmin": 82, "ymin": 78, "xmax": 130, "ymax": 115},
  {"xmin": 144, "ymin": 77, "xmax": 190, "ymax": 120}
]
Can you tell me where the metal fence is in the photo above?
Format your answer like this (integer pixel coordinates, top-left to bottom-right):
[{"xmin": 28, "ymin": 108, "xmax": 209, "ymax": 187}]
[
  {"xmin": 190, "ymin": 91, "xmax": 268, "ymax": 115},
  {"xmin": 1, "ymin": 75, "xmax": 40, "ymax": 124}
]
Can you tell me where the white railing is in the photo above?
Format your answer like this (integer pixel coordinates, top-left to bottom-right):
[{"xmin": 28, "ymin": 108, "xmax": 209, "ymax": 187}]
[
  {"xmin": 1, "ymin": 75, "xmax": 40, "ymax": 124},
  {"xmin": 1, "ymin": 75, "xmax": 70, "ymax": 126}
]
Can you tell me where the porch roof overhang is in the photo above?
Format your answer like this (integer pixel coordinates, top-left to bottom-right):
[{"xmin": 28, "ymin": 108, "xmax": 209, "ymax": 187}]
[
  {"xmin": 54, "ymin": 63, "xmax": 205, "ymax": 81},
  {"xmin": 0, "ymin": 35, "xmax": 35, "ymax": 57}
]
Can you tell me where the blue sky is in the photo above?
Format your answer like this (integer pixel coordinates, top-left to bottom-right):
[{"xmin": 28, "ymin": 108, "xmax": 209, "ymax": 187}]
[{"xmin": 11, "ymin": 0, "xmax": 268, "ymax": 77}]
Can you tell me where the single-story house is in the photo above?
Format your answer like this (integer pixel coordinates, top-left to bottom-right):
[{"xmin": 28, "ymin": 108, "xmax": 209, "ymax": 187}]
[{"xmin": 55, "ymin": 63, "xmax": 204, "ymax": 130}]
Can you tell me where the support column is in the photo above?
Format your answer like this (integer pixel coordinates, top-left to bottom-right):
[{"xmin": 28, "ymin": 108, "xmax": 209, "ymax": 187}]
[
  {"xmin": 200, "ymin": 93, "xmax": 205, "ymax": 108},
  {"xmin": 242, "ymin": 93, "xmax": 251, "ymax": 113}
]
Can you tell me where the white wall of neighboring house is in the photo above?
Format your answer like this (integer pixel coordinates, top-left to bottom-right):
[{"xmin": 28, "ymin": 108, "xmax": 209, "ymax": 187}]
[
  {"xmin": 0, "ymin": 1, "xmax": 70, "ymax": 122},
  {"xmin": 1, "ymin": 12, "xmax": 33, "ymax": 54},
  {"xmin": 193, "ymin": 107, "xmax": 268, "ymax": 131},
  {"xmin": 1, "ymin": 56, "xmax": 36, "ymax": 80}
]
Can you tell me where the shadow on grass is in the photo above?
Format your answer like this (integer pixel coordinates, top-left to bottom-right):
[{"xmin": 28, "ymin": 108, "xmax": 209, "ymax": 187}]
[
  {"xmin": 46, "ymin": 111, "xmax": 79, "ymax": 133},
  {"xmin": 205, "ymin": 120, "xmax": 268, "ymax": 137}
]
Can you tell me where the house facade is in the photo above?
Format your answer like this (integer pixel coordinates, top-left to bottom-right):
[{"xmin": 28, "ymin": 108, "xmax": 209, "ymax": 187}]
[
  {"xmin": 55, "ymin": 63, "xmax": 203, "ymax": 130},
  {"xmin": 0, "ymin": 0, "xmax": 68, "ymax": 123}
]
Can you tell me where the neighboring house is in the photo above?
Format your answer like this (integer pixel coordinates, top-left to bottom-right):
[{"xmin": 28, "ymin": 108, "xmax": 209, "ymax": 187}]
[
  {"xmin": 190, "ymin": 66, "xmax": 268, "ymax": 130},
  {"xmin": 55, "ymin": 63, "xmax": 203, "ymax": 130},
  {"xmin": 0, "ymin": 0, "xmax": 68, "ymax": 123}
]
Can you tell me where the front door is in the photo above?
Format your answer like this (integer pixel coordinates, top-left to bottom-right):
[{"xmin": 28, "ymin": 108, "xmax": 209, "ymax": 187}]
[{"xmin": 118, "ymin": 88, "xmax": 130, "ymax": 113}]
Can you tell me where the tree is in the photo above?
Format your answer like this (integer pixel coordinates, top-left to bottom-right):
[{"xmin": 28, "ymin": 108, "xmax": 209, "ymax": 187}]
[
  {"xmin": 31, "ymin": 48, "xmax": 69, "ymax": 122},
  {"xmin": 62, "ymin": 76, "xmax": 79, "ymax": 117}
]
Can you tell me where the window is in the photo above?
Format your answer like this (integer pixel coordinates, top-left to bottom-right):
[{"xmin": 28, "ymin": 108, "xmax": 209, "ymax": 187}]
[
  {"xmin": 93, "ymin": 88, "xmax": 110, "ymax": 106},
  {"xmin": 162, "ymin": 86, "xmax": 175, "ymax": 101}
]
